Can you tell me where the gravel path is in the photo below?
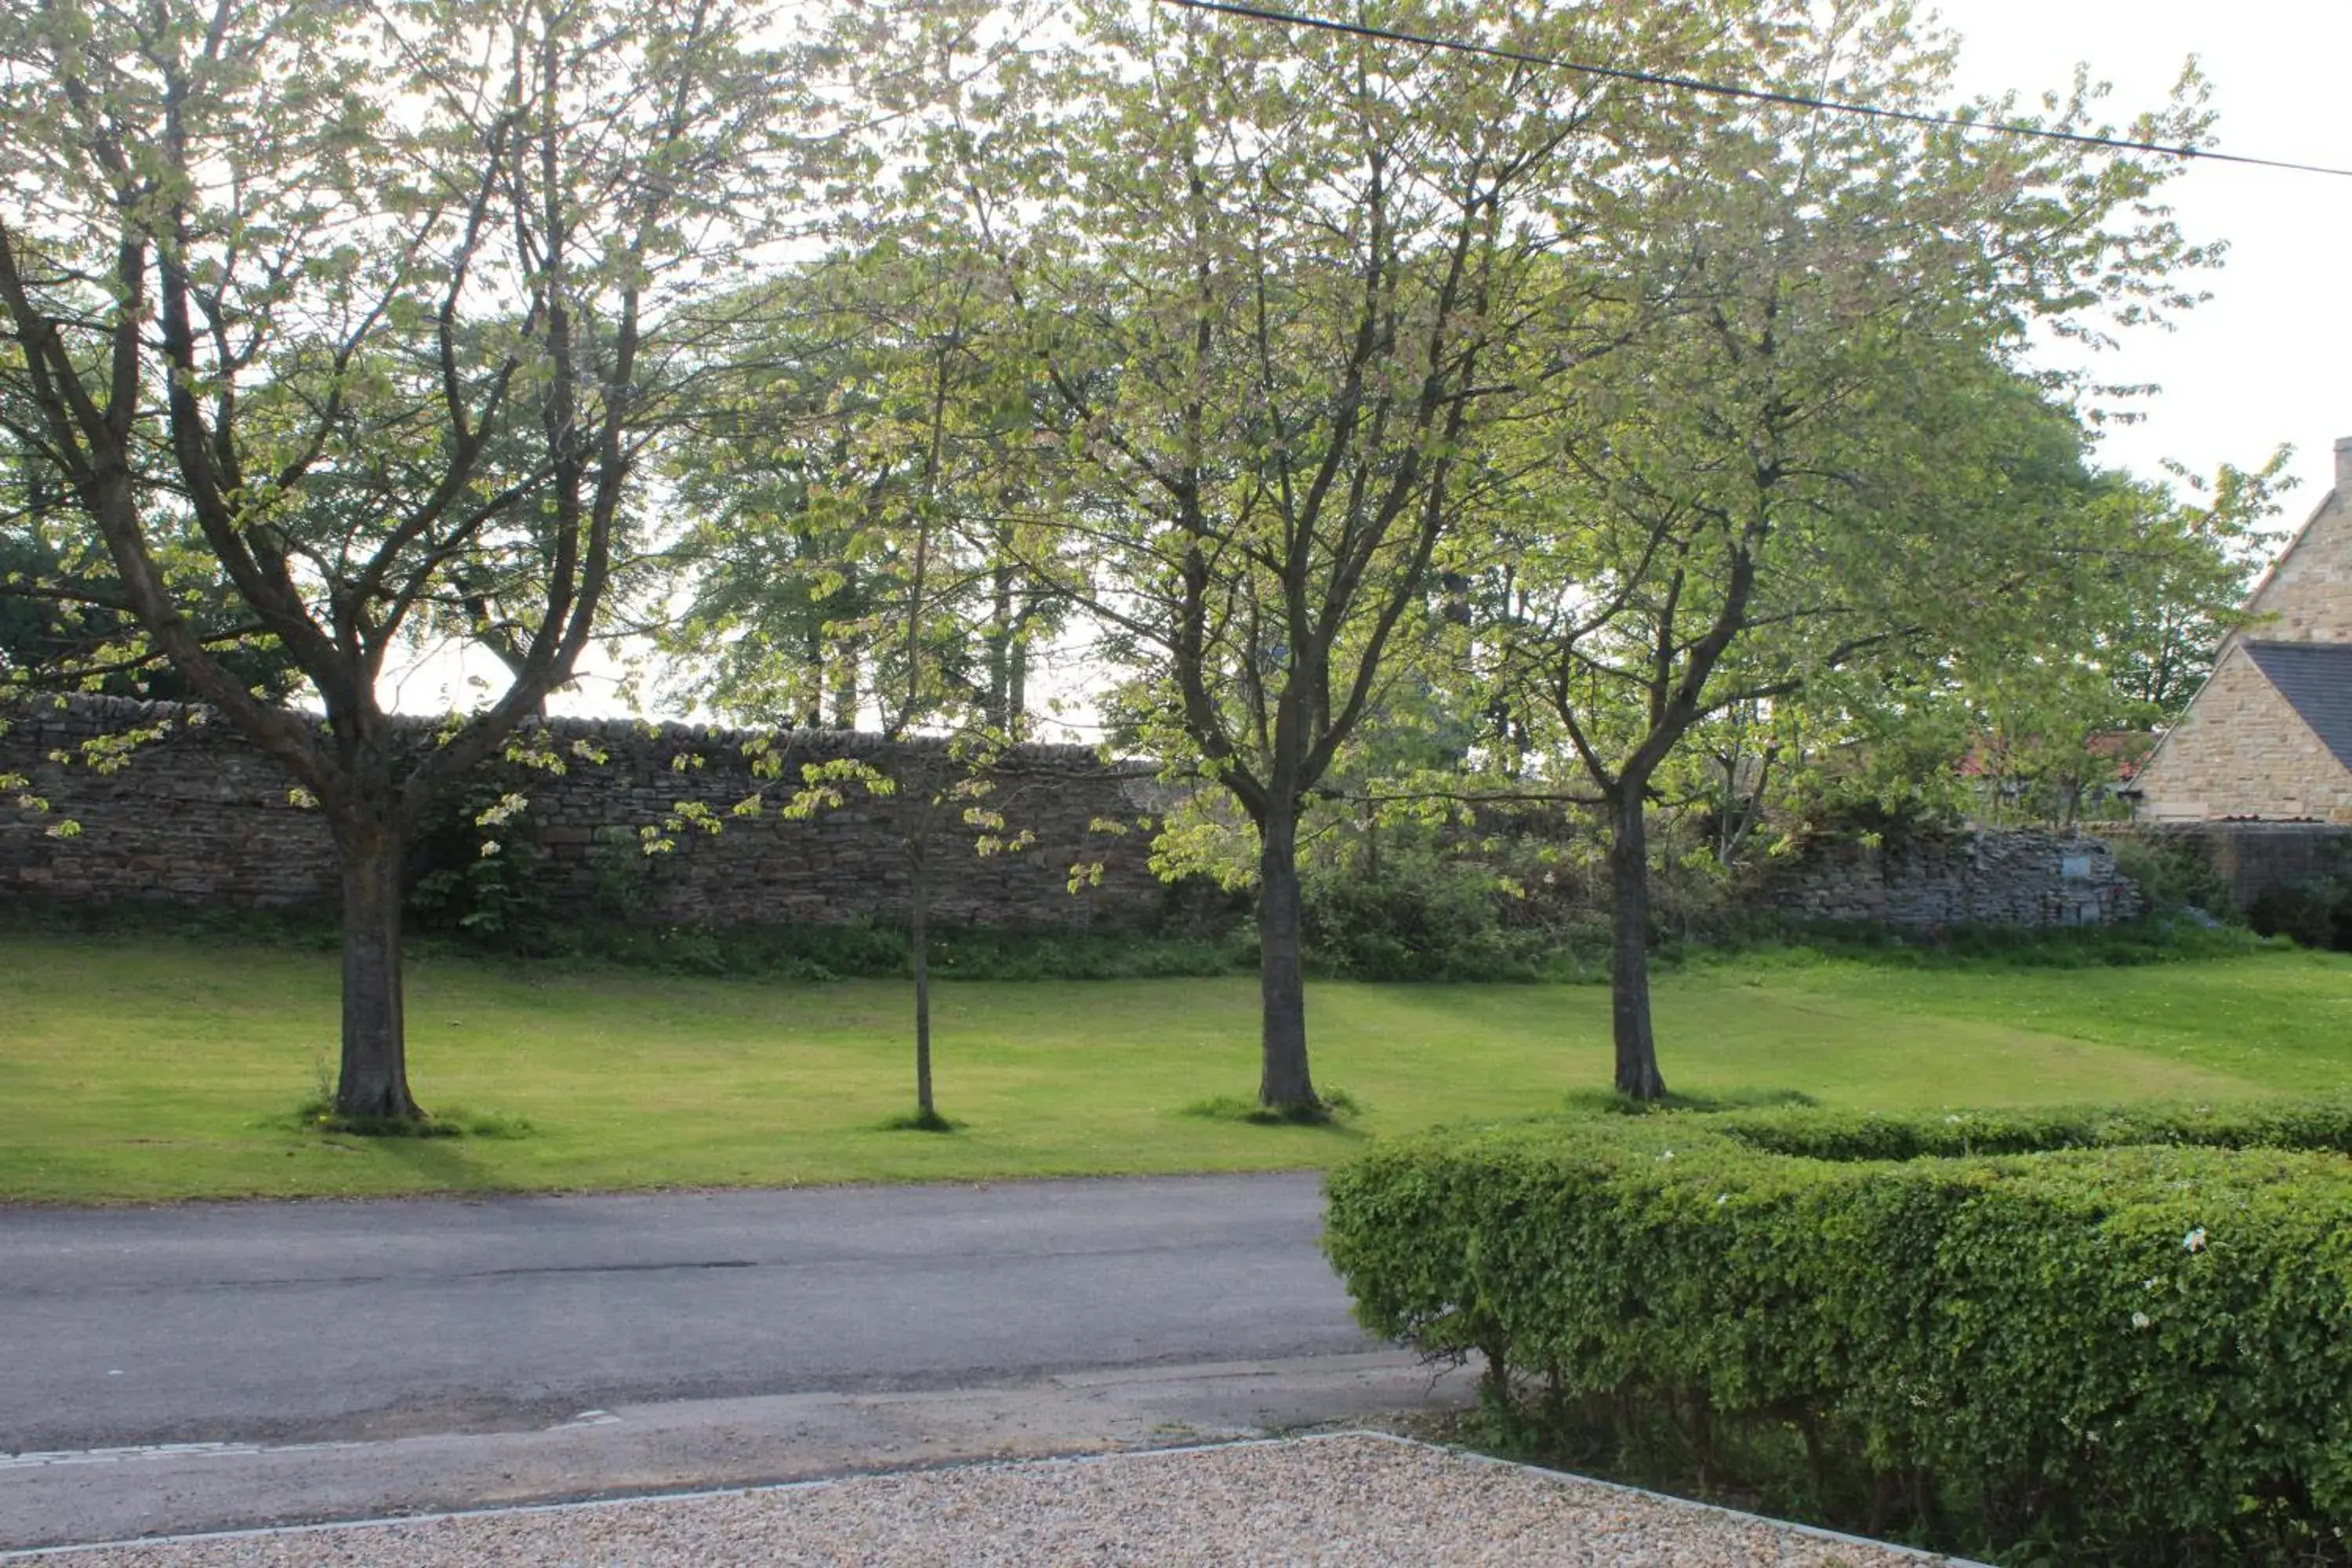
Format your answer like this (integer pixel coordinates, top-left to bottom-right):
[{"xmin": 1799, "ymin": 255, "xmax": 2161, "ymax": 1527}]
[{"xmin": 16, "ymin": 1433, "xmax": 1970, "ymax": 1566}]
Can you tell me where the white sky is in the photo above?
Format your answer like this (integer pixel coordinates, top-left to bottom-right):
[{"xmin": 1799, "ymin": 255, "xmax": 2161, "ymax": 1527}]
[
  {"xmin": 391, "ymin": 0, "xmax": 2352, "ymax": 724},
  {"xmin": 1940, "ymin": 0, "xmax": 2352, "ymax": 506}
]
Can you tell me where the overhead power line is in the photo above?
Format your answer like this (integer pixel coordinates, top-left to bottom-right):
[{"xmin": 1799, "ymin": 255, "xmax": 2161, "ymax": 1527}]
[{"xmin": 1156, "ymin": 0, "xmax": 2352, "ymax": 180}]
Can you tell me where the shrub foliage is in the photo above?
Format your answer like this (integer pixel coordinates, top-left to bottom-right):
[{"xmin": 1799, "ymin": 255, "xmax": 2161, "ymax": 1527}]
[{"xmin": 1323, "ymin": 1103, "xmax": 2352, "ymax": 1563}]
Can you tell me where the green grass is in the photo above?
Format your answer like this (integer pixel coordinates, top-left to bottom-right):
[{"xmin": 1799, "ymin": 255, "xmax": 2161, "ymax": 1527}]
[{"xmin": 2, "ymin": 931, "xmax": 2347, "ymax": 1203}]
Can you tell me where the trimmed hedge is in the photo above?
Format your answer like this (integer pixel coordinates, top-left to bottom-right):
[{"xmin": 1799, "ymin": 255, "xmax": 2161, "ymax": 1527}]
[
  {"xmin": 1324, "ymin": 1104, "xmax": 2352, "ymax": 1564},
  {"xmin": 1704, "ymin": 1099, "xmax": 2352, "ymax": 1161}
]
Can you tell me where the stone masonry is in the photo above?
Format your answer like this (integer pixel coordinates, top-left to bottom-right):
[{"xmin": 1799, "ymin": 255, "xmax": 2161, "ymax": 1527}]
[
  {"xmin": 1759, "ymin": 829, "xmax": 2143, "ymax": 928},
  {"xmin": 2134, "ymin": 435, "xmax": 2352, "ymax": 821},
  {"xmin": 4, "ymin": 696, "xmax": 2153, "ymax": 935},
  {"xmin": 2129, "ymin": 644, "xmax": 2352, "ymax": 822},
  {"xmin": 0, "ymin": 696, "xmax": 1169, "ymax": 929},
  {"xmin": 2241, "ymin": 436, "xmax": 2352, "ymax": 644}
]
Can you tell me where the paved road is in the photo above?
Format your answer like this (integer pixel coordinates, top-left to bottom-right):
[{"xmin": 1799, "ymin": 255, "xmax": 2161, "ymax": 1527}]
[{"xmin": 0, "ymin": 1174, "xmax": 1372, "ymax": 1455}]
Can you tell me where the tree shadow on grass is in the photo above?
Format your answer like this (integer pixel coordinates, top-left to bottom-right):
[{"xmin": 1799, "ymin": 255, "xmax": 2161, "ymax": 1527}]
[
  {"xmin": 272, "ymin": 1102, "xmax": 535, "ymax": 1195},
  {"xmin": 348, "ymin": 1131, "xmax": 521, "ymax": 1193},
  {"xmin": 1181, "ymin": 1088, "xmax": 1369, "ymax": 1136}
]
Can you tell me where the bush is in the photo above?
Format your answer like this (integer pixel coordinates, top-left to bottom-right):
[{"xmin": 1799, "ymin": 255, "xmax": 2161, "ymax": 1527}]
[
  {"xmin": 405, "ymin": 778, "xmax": 553, "ymax": 945},
  {"xmin": 2246, "ymin": 876, "xmax": 2352, "ymax": 953},
  {"xmin": 517, "ymin": 916, "xmax": 1254, "ymax": 982},
  {"xmin": 1296, "ymin": 838, "xmax": 1615, "ymax": 982},
  {"xmin": 2111, "ymin": 834, "xmax": 2238, "ymax": 919},
  {"xmin": 1686, "ymin": 915, "xmax": 2272, "ymax": 973},
  {"xmin": 1324, "ymin": 1103, "xmax": 2352, "ymax": 1564},
  {"xmin": 1302, "ymin": 848, "xmax": 1534, "ymax": 980}
]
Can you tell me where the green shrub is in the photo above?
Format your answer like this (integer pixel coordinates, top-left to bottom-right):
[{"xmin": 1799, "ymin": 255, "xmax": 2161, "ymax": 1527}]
[
  {"xmin": 1688, "ymin": 915, "xmax": 2272, "ymax": 973},
  {"xmin": 1707, "ymin": 1098, "xmax": 2352, "ymax": 1160},
  {"xmin": 2246, "ymin": 876, "xmax": 2352, "ymax": 953},
  {"xmin": 1300, "ymin": 847, "xmax": 1541, "ymax": 981},
  {"xmin": 2111, "ymin": 834, "xmax": 2238, "ymax": 918},
  {"xmin": 405, "ymin": 779, "xmax": 554, "ymax": 944},
  {"xmin": 536, "ymin": 916, "xmax": 1251, "ymax": 982},
  {"xmin": 1324, "ymin": 1104, "xmax": 2352, "ymax": 1564}
]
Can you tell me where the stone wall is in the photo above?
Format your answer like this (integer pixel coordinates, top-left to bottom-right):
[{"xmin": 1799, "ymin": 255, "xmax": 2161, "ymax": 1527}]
[
  {"xmin": 5, "ymin": 696, "xmax": 2173, "ymax": 936},
  {"xmin": 2131, "ymin": 643, "xmax": 2352, "ymax": 822},
  {"xmin": 0, "ymin": 696, "xmax": 1168, "ymax": 929},
  {"xmin": 1758, "ymin": 829, "xmax": 2143, "ymax": 928}
]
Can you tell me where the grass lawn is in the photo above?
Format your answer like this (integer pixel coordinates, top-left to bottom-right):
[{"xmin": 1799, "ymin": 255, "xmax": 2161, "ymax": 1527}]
[{"xmin": 2, "ymin": 932, "xmax": 2347, "ymax": 1203}]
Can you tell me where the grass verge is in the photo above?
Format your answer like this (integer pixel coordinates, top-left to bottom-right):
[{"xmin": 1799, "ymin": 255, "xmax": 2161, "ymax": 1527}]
[{"xmin": 0, "ymin": 930, "xmax": 2344, "ymax": 1203}]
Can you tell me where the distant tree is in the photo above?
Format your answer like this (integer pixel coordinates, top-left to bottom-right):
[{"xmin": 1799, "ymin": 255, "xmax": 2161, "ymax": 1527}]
[
  {"xmin": 661, "ymin": 251, "xmax": 1062, "ymax": 739},
  {"xmin": 2100, "ymin": 455, "xmax": 2293, "ymax": 714},
  {"xmin": 1755, "ymin": 452, "xmax": 2292, "ymax": 836}
]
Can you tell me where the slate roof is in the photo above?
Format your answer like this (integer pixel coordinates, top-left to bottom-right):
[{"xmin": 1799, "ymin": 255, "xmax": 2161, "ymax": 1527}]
[{"xmin": 2244, "ymin": 641, "xmax": 2352, "ymax": 773}]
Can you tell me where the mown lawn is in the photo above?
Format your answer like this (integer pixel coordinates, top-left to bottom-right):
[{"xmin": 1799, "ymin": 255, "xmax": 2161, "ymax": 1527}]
[{"xmin": 2, "ymin": 933, "xmax": 2346, "ymax": 1203}]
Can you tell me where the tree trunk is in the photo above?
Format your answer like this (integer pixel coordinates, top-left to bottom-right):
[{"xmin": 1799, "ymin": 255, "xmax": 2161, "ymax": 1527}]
[
  {"xmin": 1606, "ymin": 788, "xmax": 1668, "ymax": 1102},
  {"xmin": 802, "ymin": 626, "xmax": 825, "ymax": 729},
  {"xmin": 1256, "ymin": 808, "xmax": 1319, "ymax": 1113},
  {"xmin": 1007, "ymin": 640, "xmax": 1028, "ymax": 742},
  {"xmin": 986, "ymin": 564, "xmax": 1014, "ymax": 734},
  {"xmin": 910, "ymin": 841, "xmax": 935, "ymax": 1122},
  {"xmin": 332, "ymin": 808, "xmax": 423, "ymax": 1123},
  {"xmin": 829, "ymin": 645, "xmax": 859, "ymax": 730}
]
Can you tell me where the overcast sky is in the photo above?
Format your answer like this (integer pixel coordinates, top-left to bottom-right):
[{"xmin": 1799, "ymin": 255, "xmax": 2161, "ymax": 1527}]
[
  {"xmin": 398, "ymin": 1, "xmax": 2352, "ymax": 720},
  {"xmin": 1941, "ymin": 0, "xmax": 2351, "ymax": 509}
]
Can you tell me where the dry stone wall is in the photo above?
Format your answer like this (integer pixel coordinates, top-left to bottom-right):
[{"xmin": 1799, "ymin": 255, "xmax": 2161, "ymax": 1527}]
[
  {"xmin": 4, "ymin": 696, "xmax": 2155, "ymax": 935},
  {"xmin": 0, "ymin": 696, "xmax": 1168, "ymax": 929},
  {"xmin": 1758, "ymin": 829, "xmax": 2143, "ymax": 928}
]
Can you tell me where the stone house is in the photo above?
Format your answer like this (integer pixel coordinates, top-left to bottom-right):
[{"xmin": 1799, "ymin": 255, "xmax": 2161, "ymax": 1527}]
[{"xmin": 2131, "ymin": 437, "xmax": 2352, "ymax": 823}]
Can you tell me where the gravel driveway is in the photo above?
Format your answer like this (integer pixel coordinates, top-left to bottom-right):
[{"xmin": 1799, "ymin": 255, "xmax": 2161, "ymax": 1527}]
[{"xmin": 13, "ymin": 1433, "xmax": 1976, "ymax": 1566}]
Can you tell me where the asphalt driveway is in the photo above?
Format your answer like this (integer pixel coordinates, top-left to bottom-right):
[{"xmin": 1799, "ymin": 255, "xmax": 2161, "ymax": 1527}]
[
  {"xmin": 0, "ymin": 1173, "xmax": 1465, "ymax": 1549},
  {"xmin": 0, "ymin": 1173, "xmax": 1370, "ymax": 1453}
]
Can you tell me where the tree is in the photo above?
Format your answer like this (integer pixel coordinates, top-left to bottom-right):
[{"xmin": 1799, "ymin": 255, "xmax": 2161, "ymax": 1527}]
[
  {"xmin": 1746, "ymin": 451, "xmax": 2293, "ymax": 837},
  {"xmin": 901, "ymin": 0, "xmax": 1726, "ymax": 1114},
  {"xmin": 0, "ymin": 0, "xmax": 810, "ymax": 1121},
  {"xmin": 1479, "ymin": 9, "xmax": 2214, "ymax": 1097},
  {"xmin": 654, "ymin": 240, "xmax": 1065, "ymax": 1129},
  {"xmin": 2098, "ymin": 456, "xmax": 2292, "ymax": 715}
]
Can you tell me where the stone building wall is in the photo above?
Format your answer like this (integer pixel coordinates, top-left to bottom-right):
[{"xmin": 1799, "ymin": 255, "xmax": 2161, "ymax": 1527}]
[
  {"xmin": 2133, "ymin": 437, "xmax": 2352, "ymax": 822},
  {"xmin": 2241, "ymin": 437, "xmax": 2352, "ymax": 644},
  {"xmin": 2130, "ymin": 644, "xmax": 2352, "ymax": 822},
  {"xmin": 1758, "ymin": 829, "xmax": 2143, "ymax": 928},
  {"xmin": 0, "ymin": 696, "xmax": 1168, "ymax": 929}
]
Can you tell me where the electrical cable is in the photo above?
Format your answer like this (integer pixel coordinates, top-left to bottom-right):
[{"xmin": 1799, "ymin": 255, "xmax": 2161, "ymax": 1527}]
[{"xmin": 1156, "ymin": 0, "xmax": 2352, "ymax": 180}]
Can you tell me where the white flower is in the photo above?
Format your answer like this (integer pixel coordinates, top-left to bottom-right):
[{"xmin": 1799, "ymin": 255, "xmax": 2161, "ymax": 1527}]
[
  {"xmin": 2131, "ymin": 1312, "xmax": 2153, "ymax": 1330},
  {"xmin": 2184, "ymin": 1227, "xmax": 2208, "ymax": 1254},
  {"xmin": 1715, "ymin": 1194, "xmax": 1730, "ymax": 1206},
  {"xmin": 1659, "ymin": 1149, "xmax": 1674, "ymax": 1160}
]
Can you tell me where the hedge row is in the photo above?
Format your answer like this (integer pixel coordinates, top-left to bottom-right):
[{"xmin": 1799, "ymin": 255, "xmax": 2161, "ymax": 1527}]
[
  {"xmin": 1323, "ymin": 1105, "xmax": 2352, "ymax": 1564},
  {"xmin": 1702, "ymin": 1098, "xmax": 2352, "ymax": 1161}
]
